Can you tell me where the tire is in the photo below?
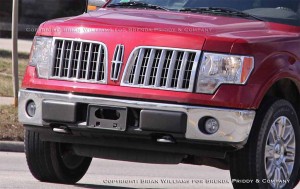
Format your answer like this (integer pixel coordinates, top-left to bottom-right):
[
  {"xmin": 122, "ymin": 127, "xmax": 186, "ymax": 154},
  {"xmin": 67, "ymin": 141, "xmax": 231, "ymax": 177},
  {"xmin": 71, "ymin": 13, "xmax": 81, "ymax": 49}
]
[
  {"xmin": 230, "ymin": 99, "xmax": 300, "ymax": 189},
  {"xmin": 24, "ymin": 129, "xmax": 92, "ymax": 184}
]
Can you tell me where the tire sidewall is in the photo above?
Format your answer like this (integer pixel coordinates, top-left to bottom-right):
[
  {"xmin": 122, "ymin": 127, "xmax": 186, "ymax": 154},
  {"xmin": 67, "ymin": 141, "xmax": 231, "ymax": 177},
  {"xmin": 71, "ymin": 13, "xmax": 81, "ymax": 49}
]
[
  {"xmin": 257, "ymin": 100, "xmax": 300, "ymax": 189},
  {"xmin": 50, "ymin": 143, "xmax": 92, "ymax": 184}
]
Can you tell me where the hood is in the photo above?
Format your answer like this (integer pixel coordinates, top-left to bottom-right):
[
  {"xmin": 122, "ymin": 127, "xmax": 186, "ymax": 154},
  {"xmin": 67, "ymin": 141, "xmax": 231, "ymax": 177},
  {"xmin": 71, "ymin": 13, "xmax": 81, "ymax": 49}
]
[
  {"xmin": 39, "ymin": 8, "xmax": 268, "ymax": 38},
  {"xmin": 38, "ymin": 8, "xmax": 297, "ymax": 52}
]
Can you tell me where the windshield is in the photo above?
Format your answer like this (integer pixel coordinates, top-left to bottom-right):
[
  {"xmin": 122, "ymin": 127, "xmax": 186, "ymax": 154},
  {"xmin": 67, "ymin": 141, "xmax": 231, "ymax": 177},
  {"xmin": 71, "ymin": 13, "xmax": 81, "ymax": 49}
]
[{"xmin": 106, "ymin": 0, "xmax": 300, "ymax": 26}]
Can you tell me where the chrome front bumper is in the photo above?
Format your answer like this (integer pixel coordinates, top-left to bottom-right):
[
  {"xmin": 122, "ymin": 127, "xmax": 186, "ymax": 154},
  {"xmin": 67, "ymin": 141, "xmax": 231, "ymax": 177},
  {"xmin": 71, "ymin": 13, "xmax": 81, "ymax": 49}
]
[{"xmin": 18, "ymin": 89, "xmax": 256, "ymax": 144}]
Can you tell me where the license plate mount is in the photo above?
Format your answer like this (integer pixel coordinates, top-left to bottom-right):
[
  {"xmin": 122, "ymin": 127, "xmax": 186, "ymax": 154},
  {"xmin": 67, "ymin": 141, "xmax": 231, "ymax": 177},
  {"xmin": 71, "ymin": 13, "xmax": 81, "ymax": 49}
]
[{"xmin": 87, "ymin": 105, "xmax": 127, "ymax": 131}]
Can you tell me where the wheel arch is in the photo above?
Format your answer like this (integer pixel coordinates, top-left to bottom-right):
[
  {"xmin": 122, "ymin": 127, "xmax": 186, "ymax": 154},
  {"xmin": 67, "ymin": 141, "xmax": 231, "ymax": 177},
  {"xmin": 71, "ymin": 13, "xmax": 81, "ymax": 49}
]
[{"xmin": 259, "ymin": 78, "xmax": 300, "ymax": 120}]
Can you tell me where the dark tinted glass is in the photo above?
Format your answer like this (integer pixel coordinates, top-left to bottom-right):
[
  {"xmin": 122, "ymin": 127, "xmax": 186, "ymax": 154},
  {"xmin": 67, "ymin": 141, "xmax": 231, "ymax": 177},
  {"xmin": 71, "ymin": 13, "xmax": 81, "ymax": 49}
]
[{"xmin": 108, "ymin": 0, "xmax": 300, "ymax": 26}]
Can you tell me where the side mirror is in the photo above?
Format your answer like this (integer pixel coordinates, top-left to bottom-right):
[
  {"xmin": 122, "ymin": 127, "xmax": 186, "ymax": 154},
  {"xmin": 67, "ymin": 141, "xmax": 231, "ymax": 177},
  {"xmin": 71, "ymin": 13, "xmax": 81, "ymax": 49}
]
[{"xmin": 87, "ymin": 0, "xmax": 107, "ymax": 12}]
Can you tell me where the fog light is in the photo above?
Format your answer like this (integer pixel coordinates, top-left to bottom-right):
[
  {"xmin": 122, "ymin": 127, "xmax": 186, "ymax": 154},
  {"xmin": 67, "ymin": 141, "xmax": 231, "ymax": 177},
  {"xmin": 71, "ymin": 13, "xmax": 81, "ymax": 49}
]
[
  {"xmin": 26, "ymin": 100, "xmax": 36, "ymax": 117},
  {"xmin": 204, "ymin": 118, "xmax": 219, "ymax": 134}
]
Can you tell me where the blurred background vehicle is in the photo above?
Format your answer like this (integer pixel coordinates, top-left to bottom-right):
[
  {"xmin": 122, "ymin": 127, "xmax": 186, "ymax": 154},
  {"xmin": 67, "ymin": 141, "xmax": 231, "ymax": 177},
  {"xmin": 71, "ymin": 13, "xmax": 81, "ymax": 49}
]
[{"xmin": 0, "ymin": 0, "xmax": 86, "ymax": 39}]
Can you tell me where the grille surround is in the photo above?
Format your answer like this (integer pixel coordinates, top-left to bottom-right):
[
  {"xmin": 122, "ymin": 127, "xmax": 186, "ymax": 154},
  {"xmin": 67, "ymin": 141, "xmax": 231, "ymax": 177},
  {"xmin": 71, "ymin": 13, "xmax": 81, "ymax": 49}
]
[
  {"xmin": 49, "ymin": 37, "xmax": 108, "ymax": 84},
  {"xmin": 121, "ymin": 46, "xmax": 201, "ymax": 92}
]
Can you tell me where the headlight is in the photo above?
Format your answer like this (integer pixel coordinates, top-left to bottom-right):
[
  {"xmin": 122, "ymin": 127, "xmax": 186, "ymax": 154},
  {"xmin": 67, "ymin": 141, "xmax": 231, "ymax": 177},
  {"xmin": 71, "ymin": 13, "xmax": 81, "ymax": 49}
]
[
  {"xmin": 196, "ymin": 52, "xmax": 254, "ymax": 94},
  {"xmin": 29, "ymin": 36, "xmax": 53, "ymax": 78}
]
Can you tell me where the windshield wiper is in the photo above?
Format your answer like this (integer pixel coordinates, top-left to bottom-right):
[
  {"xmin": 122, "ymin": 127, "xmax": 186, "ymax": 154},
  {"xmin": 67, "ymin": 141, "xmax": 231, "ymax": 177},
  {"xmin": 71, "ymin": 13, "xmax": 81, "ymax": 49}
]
[
  {"xmin": 179, "ymin": 7, "xmax": 264, "ymax": 21},
  {"xmin": 107, "ymin": 2, "xmax": 169, "ymax": 11}
]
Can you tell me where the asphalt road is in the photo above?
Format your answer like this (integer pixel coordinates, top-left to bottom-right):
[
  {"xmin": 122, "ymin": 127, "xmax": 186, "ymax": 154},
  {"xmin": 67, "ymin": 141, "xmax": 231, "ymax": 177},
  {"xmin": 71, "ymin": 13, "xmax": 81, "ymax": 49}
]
[
  {"xmin": 2, "ymin": 152, "xmax": 300, "ymax": 189},
  {"xmin": 0, "ymin": 152, "xmax": 234, "ymax": 189}
]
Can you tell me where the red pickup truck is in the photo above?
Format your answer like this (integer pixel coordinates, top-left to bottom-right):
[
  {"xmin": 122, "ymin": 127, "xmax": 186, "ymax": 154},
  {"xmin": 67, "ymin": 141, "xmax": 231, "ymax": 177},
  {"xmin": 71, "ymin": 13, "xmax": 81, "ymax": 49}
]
[{"xmin": 18, "ymin": 0, "xmax": 300, "ymax": 188}]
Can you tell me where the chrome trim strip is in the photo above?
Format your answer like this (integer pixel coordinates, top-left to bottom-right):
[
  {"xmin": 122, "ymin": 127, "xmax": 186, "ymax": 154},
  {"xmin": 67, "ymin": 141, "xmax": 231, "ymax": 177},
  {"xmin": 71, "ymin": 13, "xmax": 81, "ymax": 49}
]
[{"xmin": 19, "ymin": 89, "xmax": 256, "ymax": 144}]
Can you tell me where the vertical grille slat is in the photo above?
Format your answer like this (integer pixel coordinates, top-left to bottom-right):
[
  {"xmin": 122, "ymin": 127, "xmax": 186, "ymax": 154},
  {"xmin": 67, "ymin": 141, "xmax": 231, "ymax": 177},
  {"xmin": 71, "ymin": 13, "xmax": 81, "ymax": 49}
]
[
  {"xmin": 76, "ymin": 42, "xmax": 83, "ymax": 79},
  {"xmin": 122, "ymin": 47, "xmax": 201, "ymax": 92},
  {"xmin": 128, "ymin": 51, "xmax": 139, "ymax": 84},
  {"xmin": 133, "ymin": 49, "xmax": 145, "ymax": 85},
  {"xmin": 50, "ymin": 38, "xmax": 108, "ymax": 83},
  {"xmin": 166, "ymin": 51, "xmax": 178, "ymax": 88},
  {"xmin": 52, "ymin": 40, "xmax": 63, "ymax": 77},
  {"xmin": 61, "ymin": 41, "xmax": 71, "ymax": 77},
  {"xmin": 66, "ymin": 41, "xmax": 74, "ymax": 78},
  {"xmin": 148, "ymin": 50, "xmax": 162, "ymax": 86},
  {"xmin": 57, "ymin": 40, "xmax": 65, "ymax": 77},
  {"xmin": 95, "ymin": 45, "xmax": 102, "ymax": 81},
  {"xmin": 85, "ymin": 43, "xmax": 93, "ymax": 80},
  {"xmin": 79, "ymin": 43, "xmax": 91, "ymax": 79},
  {"xmin": 154, "ymin": 50, "xmax": 166, "ymax": 87},
  {"xmin": 70, "ymin": 42, "xmax": 81, "ymax": 78},
  {"xmin": 171, "ymin": 51, "xmax": 184, "ymax": 88},
  {"xmin": 111, "ymin": 44, "xmax": 124, "ymax": 81},
  {"xmin": 62, "ymin": 41, "xmax": 72, "ymax": 77},
  {"xmin": 182, "ymin": 53, "xmax": 196, "ymax": 89},
  {"xmin": 143, "ymin": 49, "xmax": 156, "ymax": 85},
  {"xmin": 111, "ymin": 45, "xmax": 120, "ymax": 80},
  {"xmin": 176, "ymin": 52, "xmax": 189, "ymax": 89},
  {"xmin": 88, "ymin": 44, "xmax": 99, "ymax": 80},
  {"xmin": 138, "ymin": 49, "xmax": 151, "ymax": 85},
  {"xmin": 160, "ymin": 50, "xmax": 173, "ymax": 87}
]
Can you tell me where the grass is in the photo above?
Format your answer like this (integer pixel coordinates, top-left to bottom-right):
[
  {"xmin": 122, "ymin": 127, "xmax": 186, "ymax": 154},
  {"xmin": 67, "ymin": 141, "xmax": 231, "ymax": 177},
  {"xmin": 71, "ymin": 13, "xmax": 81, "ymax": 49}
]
[
  {"xmin": 0, "ymin": 105, "xmax": 23, "ymax": 141},
  {"xmin": 0, "ymin": 50, "xmax": 28, "ymax": 96},
  {"xmin": 0, "ymin": 76, "xmax": 13, "ymax": 96}
]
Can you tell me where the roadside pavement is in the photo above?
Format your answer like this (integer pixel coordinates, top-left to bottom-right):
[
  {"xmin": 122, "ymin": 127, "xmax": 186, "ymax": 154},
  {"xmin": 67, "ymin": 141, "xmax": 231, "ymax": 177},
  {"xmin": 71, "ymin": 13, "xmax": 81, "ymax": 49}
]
[
  {"xmin": 0, "ymin": 38, "xmax": 32, "ymax": 53},
  {"xmin": 0, "ymin": 96, "xmax": 14, "ymax": 106}
]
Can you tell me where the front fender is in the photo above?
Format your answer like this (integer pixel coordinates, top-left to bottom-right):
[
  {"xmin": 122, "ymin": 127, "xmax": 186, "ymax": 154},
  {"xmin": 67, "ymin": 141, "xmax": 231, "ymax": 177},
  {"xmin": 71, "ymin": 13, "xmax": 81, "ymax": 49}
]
[{"xmin": 249, "ymin": 52, "xmax": 300, "ymax": 108}]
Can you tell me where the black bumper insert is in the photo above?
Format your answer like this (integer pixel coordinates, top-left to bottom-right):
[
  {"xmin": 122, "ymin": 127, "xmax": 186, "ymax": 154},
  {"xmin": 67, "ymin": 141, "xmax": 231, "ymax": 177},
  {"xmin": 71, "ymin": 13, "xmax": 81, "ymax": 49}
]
[{"xmin": 140, "ymin": 110, "xmax": 187, "ymax": 133}]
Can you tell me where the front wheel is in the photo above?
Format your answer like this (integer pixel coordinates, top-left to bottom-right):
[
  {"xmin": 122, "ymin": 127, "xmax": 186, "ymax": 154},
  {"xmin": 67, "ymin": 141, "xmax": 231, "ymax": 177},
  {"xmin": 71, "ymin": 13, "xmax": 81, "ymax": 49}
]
[
  {"xmin": 24, "ymin": 129, "xmax": 92, "ymax": 184},
  {"xmin": 230, "ymin": 99, "xmax": 300, "ymax": 189}
]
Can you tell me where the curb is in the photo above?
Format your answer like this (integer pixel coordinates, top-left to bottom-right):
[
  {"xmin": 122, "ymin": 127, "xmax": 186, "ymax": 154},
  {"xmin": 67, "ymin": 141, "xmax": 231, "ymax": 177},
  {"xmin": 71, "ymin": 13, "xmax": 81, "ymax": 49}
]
[{"xmin": 0, "ymin": 141, "xmax": 24, "ymax": 153}]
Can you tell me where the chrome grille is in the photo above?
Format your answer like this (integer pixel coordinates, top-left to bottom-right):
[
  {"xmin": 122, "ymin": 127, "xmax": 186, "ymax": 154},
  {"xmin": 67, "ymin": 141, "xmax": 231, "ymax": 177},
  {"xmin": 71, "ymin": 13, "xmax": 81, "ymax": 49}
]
[
  {"xmin": 50, "ymin": 38, "xmax": 107, "ymax": 83},
  {"xmin": 111, "ymin": 44, "xmax": 124, "ymax": 81},
  {"xmin": 121, "ymin": 47, "xmax": 201, "ymax": 92}
]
